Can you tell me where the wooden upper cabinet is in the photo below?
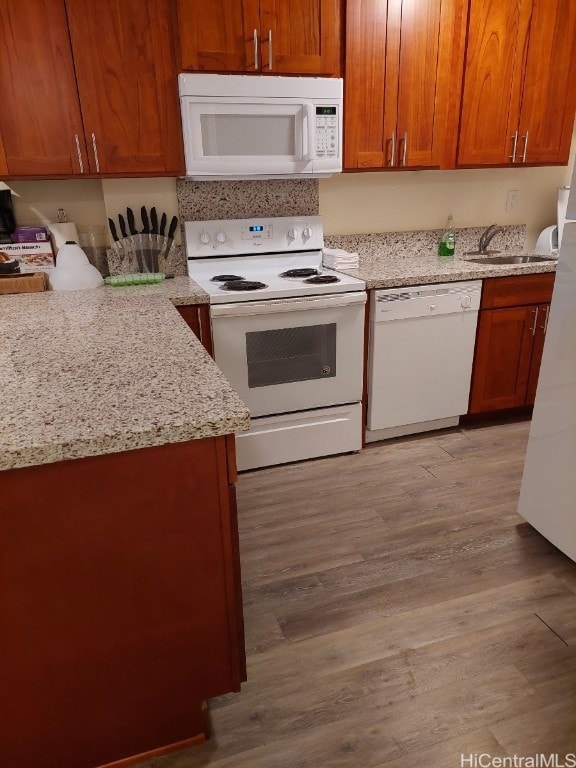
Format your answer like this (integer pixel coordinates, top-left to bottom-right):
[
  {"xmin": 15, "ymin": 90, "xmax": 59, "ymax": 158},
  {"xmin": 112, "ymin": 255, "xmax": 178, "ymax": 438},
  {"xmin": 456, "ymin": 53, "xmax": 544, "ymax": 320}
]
[
  {"xmin": 177, "ymin": 0, "xmax": 341, "ymax": 75},
  {"xmin": 344, "ymin": 0, "xmax": 467, "ymax": 170},
  {"xmin": 344, "ymin": 0, "xmax": 389, "ymax": 169},
  {"xmin": 178, "ymin": 0, "xmax": 260, "ymax": 72},
  {"xmin": 518, "ymin": 0, "xmax": 576, "ymax": 164},
  {"xmin": 259, "ymin": 0, "xmax": 341, "ymax": 75},
  {"xmin": 0, "ymin": 0, "xmax": 88, "ymax": 176},
  {"xmin": 459, "ymin": 0, "xmax": 576, "ymax": 167},
  {"xmin": 66, "ymin": 0, "xmax": 184, "ymax": 175},
  {"xmin": 458, "ymin": 0, "xmax": 527, "ymax": 166},
  {"xmin": 0, "ymin": 134, "xmax": 8, "ymax": 177}
]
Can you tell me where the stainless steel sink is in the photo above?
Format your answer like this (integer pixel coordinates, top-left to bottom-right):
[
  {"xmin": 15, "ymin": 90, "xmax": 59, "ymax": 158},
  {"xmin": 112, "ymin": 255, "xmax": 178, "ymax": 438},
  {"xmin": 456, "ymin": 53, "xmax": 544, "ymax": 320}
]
[{"xmin": 463, "ymin": 254, "xmax": 557, "ymax": 265}]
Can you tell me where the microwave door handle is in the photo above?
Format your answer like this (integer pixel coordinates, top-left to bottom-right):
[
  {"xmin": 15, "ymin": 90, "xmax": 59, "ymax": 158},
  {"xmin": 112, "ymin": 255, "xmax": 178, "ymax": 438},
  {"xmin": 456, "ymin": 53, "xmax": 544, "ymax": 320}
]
[{"xmin": 302, "ymin": 104, "xmax": 316, "ymax": 161}]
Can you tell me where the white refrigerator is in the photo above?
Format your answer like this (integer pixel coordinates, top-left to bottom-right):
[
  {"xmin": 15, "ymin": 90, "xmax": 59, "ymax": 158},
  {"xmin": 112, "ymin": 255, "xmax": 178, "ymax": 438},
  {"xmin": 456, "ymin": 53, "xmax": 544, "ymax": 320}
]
[{"xmin": 518, "ymin": 169, "xmax": 576, "ymax": 559}]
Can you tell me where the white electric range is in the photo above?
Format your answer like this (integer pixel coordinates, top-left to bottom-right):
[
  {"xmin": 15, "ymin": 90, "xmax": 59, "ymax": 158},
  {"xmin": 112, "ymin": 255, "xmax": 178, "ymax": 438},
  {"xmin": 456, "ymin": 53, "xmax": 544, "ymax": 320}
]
[{"xmin": 185, "ymin": 215, "xmax": 366, "ymax": 471}]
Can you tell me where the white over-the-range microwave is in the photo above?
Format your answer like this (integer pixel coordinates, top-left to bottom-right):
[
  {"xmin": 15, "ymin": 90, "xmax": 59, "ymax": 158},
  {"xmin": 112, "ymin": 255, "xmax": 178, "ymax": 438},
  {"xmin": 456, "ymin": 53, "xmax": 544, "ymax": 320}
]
[{"xmin": 178, "ymin": 74, "xmax": 343, "ymax": 180}]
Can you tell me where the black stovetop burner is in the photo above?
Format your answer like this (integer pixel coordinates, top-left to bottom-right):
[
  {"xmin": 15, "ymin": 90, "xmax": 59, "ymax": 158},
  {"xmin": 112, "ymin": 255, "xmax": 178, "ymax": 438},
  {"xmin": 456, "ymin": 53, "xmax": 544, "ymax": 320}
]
[
  {"xmin": 221, "ymin": 280, "xmax": 268, "ymax": 291},
  {"xmin": 304, "ymin": 274, "xmax": 340, "ymax": 284},
  {"xmin": 280, "ymin": 268, "xmax": 321, "ymax": 278},
  {"xmin": 211, "ymin": 274, "xmax": 244, "ymax": 282}
]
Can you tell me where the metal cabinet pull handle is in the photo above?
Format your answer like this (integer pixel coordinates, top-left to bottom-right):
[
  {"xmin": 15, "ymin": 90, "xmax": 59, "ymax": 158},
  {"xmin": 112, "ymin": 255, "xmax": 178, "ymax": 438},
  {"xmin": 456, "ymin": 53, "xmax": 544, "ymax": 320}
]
[
  {"xmin": 521, "ymin": 131, "xmax": 529, "ymax": 163},
  {"xmin": 540, "ymin": 305, "xmax": 549, "ymax": 334},
  {"xmin": 91, "ymin": 132, "xmax": 100, "ymax": 173},
  {"xmin": 390, "ymin": 132, "xmax": 396, "ymax": 166},
  {"xmin": 74, "ymin": 133, "xmax": 84, "ymax": 173},
  {"xmin": 401, "ymin": 131, "xmax": 408, "ymax": 166},
  {"xmin": 530, "ymin": 306, "xmax": 539, "ymax": 335},
  {"xmin": 253, "ymin": 28, "xmax": 258, "ymax": 70},
  {"xmin": 509, "ymin": 131, "xmax": 519, "ymax": 162},
  {"xmin": 268, "ymin": 29, "xmax": 273, "ymax": 70}
]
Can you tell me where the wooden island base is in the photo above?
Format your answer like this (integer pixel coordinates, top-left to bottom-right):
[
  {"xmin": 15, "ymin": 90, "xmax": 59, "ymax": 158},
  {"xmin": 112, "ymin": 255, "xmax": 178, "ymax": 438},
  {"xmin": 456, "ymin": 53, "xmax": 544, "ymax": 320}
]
[{"xmin": 0, "ymin": 435, "xmax": 245, "ymax": 768}]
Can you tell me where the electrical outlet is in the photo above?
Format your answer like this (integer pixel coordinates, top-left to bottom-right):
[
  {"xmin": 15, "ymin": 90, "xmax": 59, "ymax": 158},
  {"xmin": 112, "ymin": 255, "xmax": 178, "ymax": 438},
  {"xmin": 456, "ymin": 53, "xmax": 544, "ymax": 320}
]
[{"xmin": 506, "ymin": 190, "xmax": 520, "ymax": 212}]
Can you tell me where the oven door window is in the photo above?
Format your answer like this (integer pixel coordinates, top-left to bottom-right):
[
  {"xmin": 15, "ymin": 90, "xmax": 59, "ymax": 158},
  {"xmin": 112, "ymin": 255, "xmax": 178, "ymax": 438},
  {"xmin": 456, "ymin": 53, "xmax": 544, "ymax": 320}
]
[{"xmin": 246, "ymin": 324, "xmax": 336, "ymax": 388}]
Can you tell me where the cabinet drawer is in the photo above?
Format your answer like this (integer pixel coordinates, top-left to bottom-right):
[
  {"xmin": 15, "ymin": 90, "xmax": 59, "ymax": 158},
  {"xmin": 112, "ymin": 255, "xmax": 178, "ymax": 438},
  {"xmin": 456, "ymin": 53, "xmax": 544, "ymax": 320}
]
[{"xmin": 481, "ymin": 273, "xmax": 555, "ymax": 309}]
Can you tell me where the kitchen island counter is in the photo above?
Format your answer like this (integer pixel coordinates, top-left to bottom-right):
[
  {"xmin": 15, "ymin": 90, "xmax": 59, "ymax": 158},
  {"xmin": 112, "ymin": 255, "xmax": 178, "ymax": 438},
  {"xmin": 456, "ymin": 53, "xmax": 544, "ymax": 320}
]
[{"xmin": 0, "ymin": 287, "xmax": 248, "ymax": 472}]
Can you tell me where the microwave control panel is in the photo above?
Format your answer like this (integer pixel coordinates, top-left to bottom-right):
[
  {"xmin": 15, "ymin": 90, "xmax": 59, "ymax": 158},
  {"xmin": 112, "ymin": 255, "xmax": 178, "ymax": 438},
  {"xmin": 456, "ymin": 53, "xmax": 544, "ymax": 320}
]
[{"xmin": 315, "ymin": 106, "xmax": 339, "ymax": 159}]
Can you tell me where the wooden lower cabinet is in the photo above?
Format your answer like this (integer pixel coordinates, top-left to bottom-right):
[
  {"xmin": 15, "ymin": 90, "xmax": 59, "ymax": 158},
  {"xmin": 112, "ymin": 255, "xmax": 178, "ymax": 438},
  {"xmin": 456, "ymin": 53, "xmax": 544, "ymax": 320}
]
[
  {"xmin": 468, "ymin": 274, "xmax": 554, "ymax": 413},
  {"xmin": 177, "ymin": 304, "xmax": 214, "ymax": 356},
  {"xmin": 0, "ymin": 435, "xmax": 245, "ymax": 768}
]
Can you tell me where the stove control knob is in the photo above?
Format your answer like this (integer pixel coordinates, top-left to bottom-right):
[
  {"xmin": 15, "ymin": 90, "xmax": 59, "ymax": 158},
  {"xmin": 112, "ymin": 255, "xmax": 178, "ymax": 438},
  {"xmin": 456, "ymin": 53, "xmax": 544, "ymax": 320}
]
[
  {"xmin": 215, "ymin": 230, "xmax": 227, "ymax": 244},
  {"xmin": 302, "ymin": 225, "xmax": 313, "ymax": 240},
  {"xmin": 287, "ymin": 226, "xmax": 299, "ymax": 241},
  {"xmin": 198, "ymin": 230, "xmax": 211, "ymax": 245}
]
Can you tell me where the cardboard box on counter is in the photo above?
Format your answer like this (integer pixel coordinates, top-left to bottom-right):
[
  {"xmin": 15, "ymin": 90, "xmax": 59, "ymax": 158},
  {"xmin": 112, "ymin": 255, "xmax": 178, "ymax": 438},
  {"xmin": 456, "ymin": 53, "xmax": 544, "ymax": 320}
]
[
  {"xmin": 0, "ymin": 242, "xmax": 54, "ymax": 272},
  {"xmin": 0, "ymin": 272, "xmax": 48, "ymax": 295},
  {"xmin": 11, "ymin": 226, "xmax": 50, "ymax": 243}
]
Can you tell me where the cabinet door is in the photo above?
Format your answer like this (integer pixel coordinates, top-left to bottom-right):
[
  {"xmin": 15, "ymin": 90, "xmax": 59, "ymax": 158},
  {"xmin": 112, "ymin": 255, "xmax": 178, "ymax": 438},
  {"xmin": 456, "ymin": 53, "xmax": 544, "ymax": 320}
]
[
  {"xmin": 176, "ymin": 305, "xmax": 214, "ymax": 356},
  {"xmin": 458, "ymin": 0, "xmax": 531, "ymax": 166},
  {"xmin": 66, "ymin": 0, "xmax": 184, "ymax": 175},
  {"xmin": 344, "ymin": 0, "xmax": 466, "ymax": 170},
  {"xmin": 344, "ymin": 0, "xmax": 389, "ymax": 168},
  {"xmin": 526, "ymin": 303, "xmax": 550, "ymax": 405},
  {"xmin": 0, "ymin": 0, "xmax": 88, "ymax": 177},
  {"xmin": 0, "ymin": 134, "xmax": 7, "ymax": 177},
  {"xmin": 518, "ymin": 0, "xmax": 576, "ymax": 165},
  {"xmin": 469, "ymin": 305, "xmax": 537, "ymax": 413},
  {"xmin": 259, "ymin": 0, "xmax": 341, "ymax": 75},
  {"xmin": 178, "ymin": 0, "xmax": 260, "ymax": 72},
  {"xmin": 395, "ymin": 0, "xmax": 467, "ymax": 168}
]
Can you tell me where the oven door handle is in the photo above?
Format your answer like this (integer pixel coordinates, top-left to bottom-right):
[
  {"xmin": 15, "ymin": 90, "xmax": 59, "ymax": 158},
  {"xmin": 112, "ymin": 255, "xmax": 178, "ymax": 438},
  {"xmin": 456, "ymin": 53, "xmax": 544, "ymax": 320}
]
[{"xmin": 210, "ymin": 291, "xmax": 367, "ymax": 317}]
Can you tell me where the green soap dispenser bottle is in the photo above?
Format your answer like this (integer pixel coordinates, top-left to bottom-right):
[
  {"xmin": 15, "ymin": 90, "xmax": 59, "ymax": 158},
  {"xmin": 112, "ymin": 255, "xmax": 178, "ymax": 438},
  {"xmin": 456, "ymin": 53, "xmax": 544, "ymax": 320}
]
[{"xmin": 438, "ymin": 215, "xmax": 456, "ymax": 258}]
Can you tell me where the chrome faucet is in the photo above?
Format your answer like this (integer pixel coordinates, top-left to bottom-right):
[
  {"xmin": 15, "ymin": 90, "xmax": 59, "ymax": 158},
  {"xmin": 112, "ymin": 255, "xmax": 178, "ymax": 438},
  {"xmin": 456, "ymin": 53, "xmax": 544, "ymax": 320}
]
[{"xmin": 478, "ymin": 223, "xmax": 504, "ymax": 254}]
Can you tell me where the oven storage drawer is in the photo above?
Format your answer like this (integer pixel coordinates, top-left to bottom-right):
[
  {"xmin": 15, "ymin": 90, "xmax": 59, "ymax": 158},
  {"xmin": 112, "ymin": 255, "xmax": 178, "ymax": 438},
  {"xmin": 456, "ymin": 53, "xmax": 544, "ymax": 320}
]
[{"xmin": 235, "ymin": 403, "xmax": 362, "ymax": 471}]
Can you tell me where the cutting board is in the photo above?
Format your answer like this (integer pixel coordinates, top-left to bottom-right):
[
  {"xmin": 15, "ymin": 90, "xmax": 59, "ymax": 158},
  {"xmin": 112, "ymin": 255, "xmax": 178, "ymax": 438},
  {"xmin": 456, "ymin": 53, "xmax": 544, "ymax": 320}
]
[{"xmin": 0, "ymin": 272, "xmax": 48, "ymax": 295}]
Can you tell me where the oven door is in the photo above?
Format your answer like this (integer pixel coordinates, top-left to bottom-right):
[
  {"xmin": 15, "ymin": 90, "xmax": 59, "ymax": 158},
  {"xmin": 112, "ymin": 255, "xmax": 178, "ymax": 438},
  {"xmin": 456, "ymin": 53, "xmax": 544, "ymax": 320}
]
[{"xmin": 210, "ymin": 292, "xmax": 366, "ymax": 417}]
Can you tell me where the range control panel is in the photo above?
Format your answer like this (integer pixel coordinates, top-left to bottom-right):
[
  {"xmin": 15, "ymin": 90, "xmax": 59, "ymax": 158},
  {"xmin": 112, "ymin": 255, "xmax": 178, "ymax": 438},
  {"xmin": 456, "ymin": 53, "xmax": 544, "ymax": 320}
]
[
  {"xmin": 315, "ymin": 106, "xmax": 339, "ymax": 159},
  {"xmin": 185, "ymin": 215, "xmax": 324, "ymax": 258}
]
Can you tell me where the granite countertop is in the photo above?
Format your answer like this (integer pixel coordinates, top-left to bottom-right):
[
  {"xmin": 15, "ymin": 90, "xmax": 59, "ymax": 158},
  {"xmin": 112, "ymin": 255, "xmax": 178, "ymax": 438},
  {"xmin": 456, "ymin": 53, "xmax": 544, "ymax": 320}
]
[
  {"xmin": 101, "ymin": 275, "xmax": 209, "ymax": 305},
  {"xmin": 0, "ymin": 289, "xmax": 249, "ymax": 472},
  {"xmin": 325, "ymin": 226, "xmax": 556, "ymax": 289},
  {"xmin": 335, "ymin": 252, "xmax": 557, "ymax": 289}
]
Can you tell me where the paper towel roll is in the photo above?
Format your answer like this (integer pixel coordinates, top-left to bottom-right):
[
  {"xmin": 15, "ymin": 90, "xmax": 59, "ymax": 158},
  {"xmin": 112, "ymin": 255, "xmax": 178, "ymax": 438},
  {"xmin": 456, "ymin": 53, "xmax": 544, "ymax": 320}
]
[
  {"xmin": 557, "ymin": 186, "xmax": 572, "ymax": 249},
  {"xmin": 48, "ymin": 222, "xmax": 79, "ymax": 253}
]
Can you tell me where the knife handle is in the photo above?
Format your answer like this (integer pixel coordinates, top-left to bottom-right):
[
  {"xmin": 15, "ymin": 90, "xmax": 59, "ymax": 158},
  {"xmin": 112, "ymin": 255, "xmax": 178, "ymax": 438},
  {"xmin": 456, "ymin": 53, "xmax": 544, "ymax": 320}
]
[
  {"xmin": 126, "ymin": 207, "xmax": 138, "ymax": 236},
  {"xmin": 108, "ymin": 217, "xmax": 119, "ymax": 242},
  {"xmin": 167, "ymin": 215, "xmax": 178, "ymax": 240},
  {"xmin": 118, "ymin": 213, "xmax": 128, "ymax": 239},
  {"xmin": 150, "ymin": 207, "xmax": 158, "ymax": 235}
]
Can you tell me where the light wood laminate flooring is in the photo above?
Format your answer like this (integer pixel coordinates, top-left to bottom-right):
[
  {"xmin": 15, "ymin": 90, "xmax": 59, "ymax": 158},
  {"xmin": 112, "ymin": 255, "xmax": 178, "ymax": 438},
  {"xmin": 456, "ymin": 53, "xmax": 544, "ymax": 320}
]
[{"xmin": 142, "ymin": 418, "xmax": 576, "ymax": 767}]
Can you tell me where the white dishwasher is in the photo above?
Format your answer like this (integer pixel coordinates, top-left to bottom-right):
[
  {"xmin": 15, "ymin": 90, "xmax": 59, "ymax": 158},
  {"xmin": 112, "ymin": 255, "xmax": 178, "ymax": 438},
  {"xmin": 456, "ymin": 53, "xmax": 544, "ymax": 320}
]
[{"xmin": 367, "ymin": 280, "xmax": 482, "ymax": 441}]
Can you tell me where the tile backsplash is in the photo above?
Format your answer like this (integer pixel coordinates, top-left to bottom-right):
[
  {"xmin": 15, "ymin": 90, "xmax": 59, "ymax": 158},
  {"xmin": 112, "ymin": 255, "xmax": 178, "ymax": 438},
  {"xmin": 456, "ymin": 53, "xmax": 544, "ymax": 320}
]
[
  {"xmin": 324, "ymin": 225, "xmax": 527, "ymax": 261},
  {"xmin": 176, "ymin": 178, "xmax": 319, "ymax": 222}
]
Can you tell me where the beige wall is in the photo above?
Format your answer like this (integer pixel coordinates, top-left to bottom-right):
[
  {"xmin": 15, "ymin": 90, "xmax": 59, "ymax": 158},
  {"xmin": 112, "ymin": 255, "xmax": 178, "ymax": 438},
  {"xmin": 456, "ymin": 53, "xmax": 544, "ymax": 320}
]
[
  {"xmin": 3, "ymin": 128, "xmax": 575, "ymax": 250},
  {"xmin": 319, "ymin": 148, "xmax": 575, "ymax": 249},
  {"xmin": 2, "ymin": 179, "xmax": 107, "ymax": 230}
]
